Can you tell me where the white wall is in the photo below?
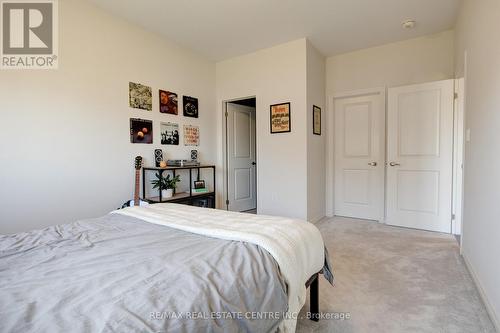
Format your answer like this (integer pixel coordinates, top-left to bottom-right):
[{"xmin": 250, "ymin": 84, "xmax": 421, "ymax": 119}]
[
  {"xmin": 326, "ymin": 30, "xmax": 455, "ymax": 93},
  {"xmin": 0, "ymin": 0, "xmax": 216, "ymax": 234},
  {"xmin": 325, "ymin": 30, "xmax": 455, "ymax": 216},
  {"xmin": 306, "ymin": 41, "xmax": 326, "ymax": 222},
  {"xmin": 455, "ymin": 0, "xmax": 500, "ymax": 328},
  {"xmin": 216, "ymin": 39, "xmax": 309, "ymax": 220}
]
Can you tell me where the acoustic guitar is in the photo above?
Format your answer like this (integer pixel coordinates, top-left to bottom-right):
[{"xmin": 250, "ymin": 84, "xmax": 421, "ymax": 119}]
[{"xmin": 122, "ymin": 156, "xmax": 149, "ymax": 208}]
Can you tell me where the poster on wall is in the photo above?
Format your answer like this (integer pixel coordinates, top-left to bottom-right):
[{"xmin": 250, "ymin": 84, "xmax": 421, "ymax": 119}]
[
  {"xmin": 183, "ymin": 96, "xmax": 199, "ymax": 118},
  {"xmin": 160, "ymin": 122, "xmax": 180, "ymax": 145},
  {"xmin": 129, "ymin": 82, "xmax": 152, "ymax": 111},
  {"xmin": 184, "ymin": 125, "xmax": 200, "ymax": 146},
  {"xmin": 159, "ymin": 90, "xmax": 178, "ymax": 115},
  {"xmin": 270, "ymin": 102, "xmax": 291, "ymax": 133},
  {"xmin": 130, "ymin": 118, "xmax": 153, "ymax": 144},
  {"xmin": 313, "ymin": 105, "xmax": 321, "ymax": 135}
]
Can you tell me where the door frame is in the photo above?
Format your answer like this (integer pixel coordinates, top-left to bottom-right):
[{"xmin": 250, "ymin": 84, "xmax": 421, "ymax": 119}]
[
  {"xmin": 452, "ymin": 78, "xmax": 465, "ymax": 236},
  {"xmin": 327, "ymin": 87, "xmax": 386, "ymax": 221},
  {"xmin": 222, "ymin": 96, "xmax": 257, "ymax": 212}
]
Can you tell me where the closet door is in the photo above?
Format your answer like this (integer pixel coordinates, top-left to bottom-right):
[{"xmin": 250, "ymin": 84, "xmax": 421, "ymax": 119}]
[
  {"xmin": 386, "ymin": 80, "xmax": 454, "ymax": 233},
  {"xmin": 334, "ymin": 92, "xmax": 385, "ymax": 221}
]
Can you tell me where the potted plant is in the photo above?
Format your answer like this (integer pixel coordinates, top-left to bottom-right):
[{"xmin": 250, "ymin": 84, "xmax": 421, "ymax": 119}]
[{"xmin": 151, "ymin": 173, "xmax": 181, "ymax": 199}]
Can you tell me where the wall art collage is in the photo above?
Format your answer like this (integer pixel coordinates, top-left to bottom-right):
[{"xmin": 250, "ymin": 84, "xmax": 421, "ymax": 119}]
[{"xmin": 128, "ymin": 82, "xmax": 200, "ymax": 146}]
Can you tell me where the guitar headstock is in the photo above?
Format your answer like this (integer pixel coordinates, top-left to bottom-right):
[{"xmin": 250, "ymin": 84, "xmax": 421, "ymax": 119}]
[{"xmin": 135, "ymin": 156, "xmax": 143, "ymax": 170}]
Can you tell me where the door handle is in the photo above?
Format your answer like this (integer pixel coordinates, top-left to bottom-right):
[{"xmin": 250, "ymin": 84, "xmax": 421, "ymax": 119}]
[
  {"xmin": 368, "ymin": 162, "xmax": 377, "ymax": 166},
  {"xmin": 251, "ymin": 162, "xmax": 256, "ymax": 166},
  {"xmin": 389, "ymin": 162, "xmax": 401, "ymax": 167}
]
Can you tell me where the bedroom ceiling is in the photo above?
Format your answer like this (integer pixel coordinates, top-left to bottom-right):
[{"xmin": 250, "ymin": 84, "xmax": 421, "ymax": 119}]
[{"xmin": 87, "ymin": 0, "xmax": 461, "ymax": 61}]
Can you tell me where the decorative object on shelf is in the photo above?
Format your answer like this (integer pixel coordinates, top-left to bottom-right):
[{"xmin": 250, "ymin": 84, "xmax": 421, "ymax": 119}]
[
  {"xmin": 192, "ymin": 187, "xmax": 209, "ymax": 194},
  {"xmin": 313, "ymin": 105, "xmax": 321, "ymax": 135},
  {"xmin": 167, "ymin": 159, "xmax": 200, "ymax": 167},
  {"xmin": 192, "ymin": 178, "xmax": 207, "ymax": 193},
  {"xmin": 154, "ymin": 149, "xmax": 163, "ymax": 167},
  {"xmin": 160, "ymin": 122, "xmax": 179, "ymax": 145},
  {"xmin": 130, "ymin": 118, "xmax": 153, "ymax": 144},
  {"xmin": 121, "ymin": 156, "xmax": 149, "ymax": 208},
  {"xmin": 270, "ymin": 102, "xmax": 291, "ymax": 133},
  {"xmin": 183, "ymin": 96, "xmax": 199, "ymax": 118},
  {"xmin": 129, "ymin": 82, "xmax": 152, "ymax": 111},
  {"xmin": 159, "ymin": 160, "xmax": 167, "ymax": 168},
  {"xmin": 190, "ymin": 149, "xmax": 198, "ymax": 162},
  {"xmin": 184, "ymin": 125, "xmax": 199, "ymax": 146},
  {"xmin": 151, "ymin": 172, "xmax": 180, "ymax": 199},
  {"xmin": 193, "ymin": 198, "xmax": 211, "ymax": 208},
  {"xmin": 194, "ymin": 180, "xmax": 205, "ymax": 189},
  {"xmin": 159, "ymin": 90, "xmax": 178, "ymax": 115}
]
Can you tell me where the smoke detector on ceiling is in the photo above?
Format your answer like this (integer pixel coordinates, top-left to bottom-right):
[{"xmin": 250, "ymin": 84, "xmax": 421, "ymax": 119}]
[{"xmin": 402, "ymin": 20, "xmax": 416, "ymax": 29}]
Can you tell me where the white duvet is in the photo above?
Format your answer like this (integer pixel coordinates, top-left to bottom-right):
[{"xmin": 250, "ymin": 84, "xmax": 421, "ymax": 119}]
[{"xmin": 114, "ymin": 203, "xmax": 325, "ymax": 332}]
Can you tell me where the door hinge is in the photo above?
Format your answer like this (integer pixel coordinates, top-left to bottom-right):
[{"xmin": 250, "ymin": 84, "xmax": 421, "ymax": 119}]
[
  {"xmin": 452, "ymin": 213, "xmax": 456, "ymax": 220},
  {"xmin": 225, "ymin": 111, "xmax": 228, "ymax": 117},
  {"xmin": 226, "ymin": 199, "xmax": 229, "ymax": 206},
  {"xmin": 454, "ymin": 93, "xmax": 458, "ymax": 100}
]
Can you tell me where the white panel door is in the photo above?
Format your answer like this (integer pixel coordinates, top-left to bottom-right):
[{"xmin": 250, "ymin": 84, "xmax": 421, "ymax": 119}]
[
  {"xmin": 334, "ymin": 93, "xmax": 385, "ymax": 221},
  {"xmin": 227, "ymin": 103, "xmax": 256, "ymax": 212},
  {"xmin": 386, "ymin": 80, "xmax": 454, "ymax": 233}
]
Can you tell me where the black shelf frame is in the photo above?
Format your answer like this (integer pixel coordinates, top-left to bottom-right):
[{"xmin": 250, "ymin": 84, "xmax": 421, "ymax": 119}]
[{"xmin": 142, "ymin": 165, "xmax": 216, "ymax": 208}]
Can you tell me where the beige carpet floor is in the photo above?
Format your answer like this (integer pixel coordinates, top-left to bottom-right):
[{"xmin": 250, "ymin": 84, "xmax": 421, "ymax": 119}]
[{"xmin": 296, "ymin": 217, "xmax": 496, "ymax": 333}]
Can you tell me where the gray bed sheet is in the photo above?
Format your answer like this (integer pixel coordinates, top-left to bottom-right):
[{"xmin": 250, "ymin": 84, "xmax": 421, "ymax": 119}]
[{"xmin": 0, "ymin": 213, "xmax": 288, "ymax": 333}]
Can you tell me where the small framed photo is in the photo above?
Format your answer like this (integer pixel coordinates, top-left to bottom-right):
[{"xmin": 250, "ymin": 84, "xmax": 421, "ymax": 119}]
[
  {"xmin": 270, "ymin": 102, "xmax": 291, "ymax": 134},
  {"xmin": 129, "ymin": 82, "xmax": 152, "ymax": 111},
  {"xmin": 160, "ymin": 122, "xmax": 179, "ymax": 145},
  {"xmin": 184, "ymin": 125, "xmax": 200, "ymax": 146},
  {"xmin": 159, "ymin": 90, "xmax": 178, "ymax": 115},
  {"xmin": 183, "ymin": 96, "xmax": 199, "ymax": 118},
  {"xmin": 194, "ymin": 180, "xmax": 205, "ymax": 189},
  {"xmin": 313, "ymin": 105, "xmax": 321, "ymax": 135},
  {"xmin": 130, "ymin": 118, "xmax": 153, "ymax": 144}
]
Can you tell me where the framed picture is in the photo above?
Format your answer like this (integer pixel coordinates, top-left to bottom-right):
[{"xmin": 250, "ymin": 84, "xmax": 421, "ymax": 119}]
[
  {"xmin": 194, "ymin": 180, "xmax": 205, "ymax": 189},
  {"xmin": 160, "ymin": 122, "xmax": 180, "ymax": 145},
  {"xmin": 159, "ymin": 90, "xmax": 178, "ymax": 115},
  {"xmin": 313, "ymin": 105, "xmax": 321, "ymax": 135},
  {"xmin": 183, "ymin": 96, "xmax": 199, "ymax": 118},
  {"xmin": 129, "ymin": 82, "xmax": 152, "ymax": 111},
  {"xmin": 130, "ymin": 118, "xmax": 153, "ymax": 144},
  {"xmin": 184, "ymin": 125, "xmax": 200, "ymax": 146},
  {"xmin": 270, "ymin": 102, "xmax": 291, "ymax": 133}
]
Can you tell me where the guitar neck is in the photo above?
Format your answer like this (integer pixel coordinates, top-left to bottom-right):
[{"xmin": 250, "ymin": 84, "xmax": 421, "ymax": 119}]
[{"xmin": 134, "ymin": 169, "xmax": 140, "ymax": 206}]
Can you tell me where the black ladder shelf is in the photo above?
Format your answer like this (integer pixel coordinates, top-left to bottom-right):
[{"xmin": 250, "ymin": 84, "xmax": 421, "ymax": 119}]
[{"xmin": 142, "ymin": 165, "xmax": 216, "ymax": 208}]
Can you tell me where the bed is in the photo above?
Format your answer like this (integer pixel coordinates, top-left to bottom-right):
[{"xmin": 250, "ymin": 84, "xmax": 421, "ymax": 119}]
[{"xmin": 0, "ymin": 203, "xmax": 333, "ymax": 332}]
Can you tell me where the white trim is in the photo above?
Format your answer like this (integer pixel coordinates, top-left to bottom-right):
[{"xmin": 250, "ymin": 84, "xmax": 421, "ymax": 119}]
[
  {"xmin": 221, "ymin": 101, "xmax": 228, "ymax": 210},
  {"xmin": 460, "ymin": 50, "xmax": 468, "ymax": 253},
  {"xmin": 332, "ymin": 87, "xmax": 386, "ymax": 100},
  {"xmin": 326, "ymin": 87, "xmax": 387, "ymax": 221},
  {"xmin": 325, "ymin": 95, "xmax": 335, "ymax": 217},
  {"xmin": 308, "ymin": 214, "xmax": 326, "ymax": 224},
  {"xmin": 223, "ymin": 95, "xmax": 256, "ymax": 103},
  {"xmin": 462, "ymin": 253, "xmax": 500, "ymax": 331},
  {"xmin": 452, "ymin": 78, "xmax": 465, "ymax": 236}
]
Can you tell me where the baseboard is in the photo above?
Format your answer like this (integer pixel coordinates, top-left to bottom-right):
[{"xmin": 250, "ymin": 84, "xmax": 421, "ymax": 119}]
[
  {"xmin": 309, "ymin": 215, "xmax": 326, "ymax": 224},
  {"xmin": 462, "ymin": 253, "xmax": 500, "ymax": 332}
]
